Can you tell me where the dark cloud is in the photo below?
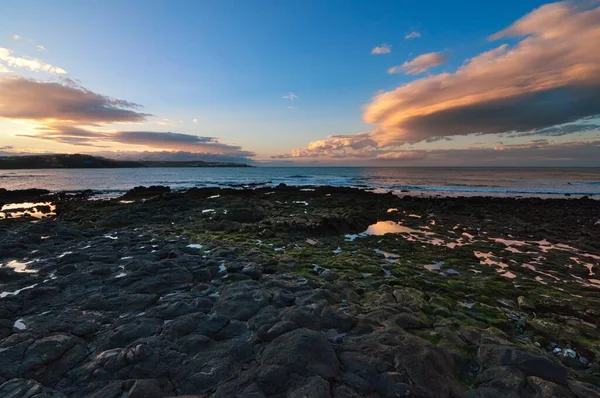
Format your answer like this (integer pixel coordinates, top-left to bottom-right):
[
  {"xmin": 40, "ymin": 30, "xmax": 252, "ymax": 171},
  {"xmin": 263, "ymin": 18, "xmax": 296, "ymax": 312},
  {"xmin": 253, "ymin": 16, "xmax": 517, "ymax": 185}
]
[
  {"xmin": 397, "ymin": 87, "xmax": 600, "ymax": 141},
  {"xmin": 425, "ymin": 136, "xmax": 454, "ymax": 143},
  {"xmin": 505, "ymin": 122, "xmax": 600, "ymax": 138},
  {"xmin": 100, "ymin": 150, "xmax": 254, "ymax": 164}
]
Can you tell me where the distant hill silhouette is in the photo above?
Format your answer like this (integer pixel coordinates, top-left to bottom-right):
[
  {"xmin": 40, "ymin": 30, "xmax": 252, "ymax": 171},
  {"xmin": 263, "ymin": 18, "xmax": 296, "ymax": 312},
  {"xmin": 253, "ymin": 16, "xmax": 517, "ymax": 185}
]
[{"xmin": 0, "ymin": 154, "xmax": 252, "ymax": 169}]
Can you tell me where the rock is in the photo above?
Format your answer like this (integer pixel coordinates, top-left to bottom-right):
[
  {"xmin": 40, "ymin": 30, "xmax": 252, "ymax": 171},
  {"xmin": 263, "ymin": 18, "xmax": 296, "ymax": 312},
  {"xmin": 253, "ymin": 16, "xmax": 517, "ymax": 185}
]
[
  {"xmin": 289, "ymin": 376, "xmax": 331, "ymax": 398},
  {"xmin": 390, "ymin": 313, "xmax": 426, "ymax": 329},
  {"xmin": 258, "ymin": 365, "xmax": 289, "ymax": 395},
  {"xmin": 0, "ymin": 378, "xmax": 66, "ymax": 397},
  {"xmin": 392, "ymin": 288, "xmax": 428, "ymax": 312},
  {"xmin": 528, "ymin": 319, "xmax": 579, "ymax": 342},
  {"xmin": 518, "ymin": 296, "xmax": 536, "ymax": 311},
  {"xmin": 258, "ymin": 320, "xmax": 298, "ymax": 341},
  {"xmin": 525, "ymin": 376, "xmax": 576, "ymax": 397},
  {"xmin": 464, "ymin": 387, "xmax": 505, "ymax": 398},
  {"xmin": 128, "ymin": 379, "xmax": 162, "ymax": 398},
  {"xmin": 241, "ymin": 264, "xmax": 263, "ymax": 280},
  {"xmin": 568, "ymin": 380, "xmax": 600, "ymax": 398},
  {"xmin": 213, "ymin": 283, "xmax": 270, "ymax": 321},
  {"xmin": 103, "ymin": 318, "xmax": 163, "ymax": 349},
  {"xmin": 320, "ymin": 306, "xmax": 356, "ymax": 332},
  {"xmin": 21, "ymin": 333, "xmax": 88, "ymax": 384},
  {"xmin": 122, "ymin": 186, "xmax": 170, "ymax": 199},
  {"xmin": 478, "ymin": 344, "xmax": 569, "ymax": 385},
  {"xmin": 377, "ymin": 372, "xmax": 411, "ymax": 397},
  {"xmin": 475, "ymin": 366, "xmax": 525, "ymax": 394},
  {"xmin": 261, "ymin": 328, "xmax": 341, "ymax": 379}
]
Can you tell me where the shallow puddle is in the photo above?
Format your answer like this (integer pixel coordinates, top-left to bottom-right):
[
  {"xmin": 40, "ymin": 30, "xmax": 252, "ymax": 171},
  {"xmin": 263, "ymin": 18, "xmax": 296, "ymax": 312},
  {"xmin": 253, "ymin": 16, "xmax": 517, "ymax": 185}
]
[
  {"xmin": 0, "ymin": 202, "xmax": 56, "ymax": 219},
  {"xmin": 0, "ymin": 283, "xmax": 38, "ymax": 299},
  {"xmin": 2, "ymin": 260, "xmax": 38, "ymax": 273}
]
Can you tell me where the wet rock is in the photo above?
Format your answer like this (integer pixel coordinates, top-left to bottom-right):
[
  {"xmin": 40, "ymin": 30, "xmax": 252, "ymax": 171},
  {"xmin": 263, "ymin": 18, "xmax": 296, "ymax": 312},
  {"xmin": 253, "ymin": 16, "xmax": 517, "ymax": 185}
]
[
  {"xmin": 390, "ymin": 312, "xmax": 426, "ymax": 329},
  {"xmin": 127, "ymin": 379, "xmax": 161, "ymax": 398},
  {"xmin": 21, "ymin": 333, "xmax": 88, "ymax": 384},
  {"xmin": 261, "ymin": 328, "xmax": 341, "ymax": 379},
  {"xmin": 320, "ymin": 306, "xmax": 356, "ymax": 332},
  {"xmin": 213, "ymin": 282, "xmax": 270, "ymax": 321},
  {"xmin": 0, "ymin": 378, "xmax": 66, "ymax": 397},
  {"xmin": 478, "ymin": 344, "xmax": 569, "ymax": 385},
  {"xmin": 289, "ymin": 376, "xmax": 331, "ymax": 398},
  {"xmin": 102, "ymin": 318, "xmax": 163, "ymax": 349},
  {"xmin": 122, "ymin": 186, "xmax": 170, "ymax": 199},
  {"xmin": 258, "ymin": 365, "xmax": 289, "ymax": 395},
  {"xmin": 568, "ymin": 380, "xmax": 600, "ymax": 398},
  {"xmin": 392, "ymin": 288, "xmax": 428, "ymax": 312},
  {"xmin": 257, "ymin": 320, "xmax": 298, "ymax": 342},
  {"xmin": 525, "ymin": 376, "xmax": 576, "ymax": 397},
  {"xmin": 377, "ymin": 372, "xmax": 411, "ymax": 397},
  {"xmin": 474, "ymin": 366, "xmax": 525, "ymax": 394}
]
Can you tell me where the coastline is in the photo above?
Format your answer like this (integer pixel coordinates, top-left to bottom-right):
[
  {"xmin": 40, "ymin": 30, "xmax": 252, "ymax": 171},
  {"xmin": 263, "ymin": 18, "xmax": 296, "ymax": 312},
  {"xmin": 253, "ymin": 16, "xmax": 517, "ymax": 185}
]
[{"xmin": 0, "ymin": 185, "xmax": 599, "ymax": 396}]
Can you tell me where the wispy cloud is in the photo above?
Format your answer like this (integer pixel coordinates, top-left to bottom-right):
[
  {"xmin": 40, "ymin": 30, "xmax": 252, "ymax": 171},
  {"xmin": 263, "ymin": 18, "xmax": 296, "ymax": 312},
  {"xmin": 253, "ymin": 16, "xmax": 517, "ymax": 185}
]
[
  {"xmin": 388, "ymin": 51, "xmax": 448, "ymax": 75},
  {"xmin": 10, "ymin": 34, "xmax": 20, "ymax": 41},
  {"xmin": 371, "ymin": 44, "xmax": 391, "ymax": 55},
  {"xmin": 282, "ymin": 92, "xmax": 298, "ymax": 101},
  {"xmin": 405, "ymin": 31, "xmax": 421, "ymax": 40},
  {"xmin": 36, "ymin": 45, "xmax": 46, "ymax": 52},
  {"xmin": 0, "ymin": 47, "xmax": 66, "ymax": 74}
]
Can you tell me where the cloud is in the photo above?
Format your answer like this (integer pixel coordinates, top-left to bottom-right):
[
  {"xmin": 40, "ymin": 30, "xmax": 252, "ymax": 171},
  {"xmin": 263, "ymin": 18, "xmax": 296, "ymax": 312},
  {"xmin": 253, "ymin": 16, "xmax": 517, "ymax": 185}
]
[
  {"xmin": 388, "ymin": 51, "xmax": 447, "ymax": 75},
  {"xmin": 505, "ymin": 122, "xmax": 600, "ymax": 138},
  {"xmin": 368, "ymin": 2, "xmax": 600, "ymax": 143},
  {"xmin": 405, "ymin": 31, "xmax": 421, "ymax": 40},
  {"xmin": 376, "ymin": 151, "xmax": 426, "ymax": 160},
  {"xmin": 36, "ymin": 45, "xmax": 46, "ymax": 52},
  {"xmin": 0, "ymin": 47, "xmax": 66, "ymax": 74},
  {"xmin": 279, "ymin": 139, "xmax": 600, "ymax": 166},
  {"xmin": 371, "ymin": 44, "xmax": 392, "ymax": 55},
  {"xmin": 0, "ymin": 76, "xmax": 254, "ymax": 158},
  {"xmin": 10, "ymin": 34, "xmax": 20, "ymax": 40},
  {"xmin": 192, "ymin": 118, "xmax": 198, "ymax": 124},
  {"xmin": 290, "ymin": 1, "xmax": 600, "ymax": 159},
  {"xmin": 19, "ymin": 124, "xmax": 255, "ymax": 156},
  {"xmin": 282, "ymin": 92, "xmax": 298, "ymax": 101},
  {"xmin": 0, "ymin": 77, "xmax": 149, "ymax": 123}
]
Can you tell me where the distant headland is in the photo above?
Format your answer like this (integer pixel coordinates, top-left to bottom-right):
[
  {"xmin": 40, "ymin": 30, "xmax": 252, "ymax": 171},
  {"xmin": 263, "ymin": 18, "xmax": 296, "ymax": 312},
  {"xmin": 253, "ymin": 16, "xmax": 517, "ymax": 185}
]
[{"xmin": 0, "ymin": 154, "xmax": 253, "ymax": 169}]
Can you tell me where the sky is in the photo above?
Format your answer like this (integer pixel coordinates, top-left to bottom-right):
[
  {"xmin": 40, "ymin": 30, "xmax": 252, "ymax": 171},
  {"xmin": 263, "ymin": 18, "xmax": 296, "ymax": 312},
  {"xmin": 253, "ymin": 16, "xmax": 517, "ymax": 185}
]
[{"xmin": 1, "ymin": 0, "xmax": 599, "ymax": 166}]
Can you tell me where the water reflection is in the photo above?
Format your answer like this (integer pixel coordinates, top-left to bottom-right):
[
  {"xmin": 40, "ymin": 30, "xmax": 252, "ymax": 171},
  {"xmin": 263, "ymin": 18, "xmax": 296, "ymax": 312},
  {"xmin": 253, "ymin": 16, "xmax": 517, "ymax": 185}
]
[
  {"xmin": 0, "ymin": 202, "xmax": 56, "ymax": 219},
  {"xmin": 2, "ymin": 260, "xmax": 38, "ymax": 273}
]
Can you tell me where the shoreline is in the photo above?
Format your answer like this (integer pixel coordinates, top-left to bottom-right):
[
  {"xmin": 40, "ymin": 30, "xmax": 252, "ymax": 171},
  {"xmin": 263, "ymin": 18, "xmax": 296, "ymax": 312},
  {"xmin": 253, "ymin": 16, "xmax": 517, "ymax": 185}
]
[
  {"xmin": 2, "ymin": 183, "xmax": 599, "ymax": 202},
  {"xmin": 0, "ymin": 185, "xmax": 599, "ymax": 396}
]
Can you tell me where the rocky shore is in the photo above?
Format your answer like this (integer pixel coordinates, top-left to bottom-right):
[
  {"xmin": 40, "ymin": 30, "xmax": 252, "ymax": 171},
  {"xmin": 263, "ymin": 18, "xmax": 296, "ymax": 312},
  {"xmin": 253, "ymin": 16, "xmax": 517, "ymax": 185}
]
[{"xmin": 0, "ymin": 185, "xmax": 599, "ymax": 397}]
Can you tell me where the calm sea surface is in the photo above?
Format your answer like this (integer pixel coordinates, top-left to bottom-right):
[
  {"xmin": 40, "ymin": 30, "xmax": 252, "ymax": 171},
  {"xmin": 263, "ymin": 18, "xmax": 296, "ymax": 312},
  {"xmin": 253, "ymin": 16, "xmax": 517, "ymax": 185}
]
[{"xmin": 1, "ymin": 167, "xmax": 599, "ymax": 197}]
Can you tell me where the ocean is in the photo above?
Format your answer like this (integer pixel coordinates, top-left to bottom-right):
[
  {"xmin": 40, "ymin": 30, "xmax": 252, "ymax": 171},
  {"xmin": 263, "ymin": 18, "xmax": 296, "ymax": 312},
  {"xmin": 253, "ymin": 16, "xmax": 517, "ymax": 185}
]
[{"xmin": 1, "ymin": 167, "xmax": 599, "ymax": 198}]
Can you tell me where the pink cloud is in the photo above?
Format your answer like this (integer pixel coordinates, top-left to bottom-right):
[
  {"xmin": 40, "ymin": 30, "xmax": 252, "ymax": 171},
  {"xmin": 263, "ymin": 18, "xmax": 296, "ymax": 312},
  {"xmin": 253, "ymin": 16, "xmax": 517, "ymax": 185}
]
[
  {"xmin": 290, "ymin": 1, "xmax": 600, "ymax": 159},
  {"xmin": 388, "ymin": 51, "xmax": 447, "ymax": 75}
]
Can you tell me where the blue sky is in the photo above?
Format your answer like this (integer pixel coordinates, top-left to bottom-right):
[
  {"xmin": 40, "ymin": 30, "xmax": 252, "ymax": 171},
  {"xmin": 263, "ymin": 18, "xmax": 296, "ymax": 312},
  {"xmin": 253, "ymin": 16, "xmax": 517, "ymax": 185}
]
[{"xmin": 1, "ymin": 0, "xmax": 599, "ymax": 165}]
